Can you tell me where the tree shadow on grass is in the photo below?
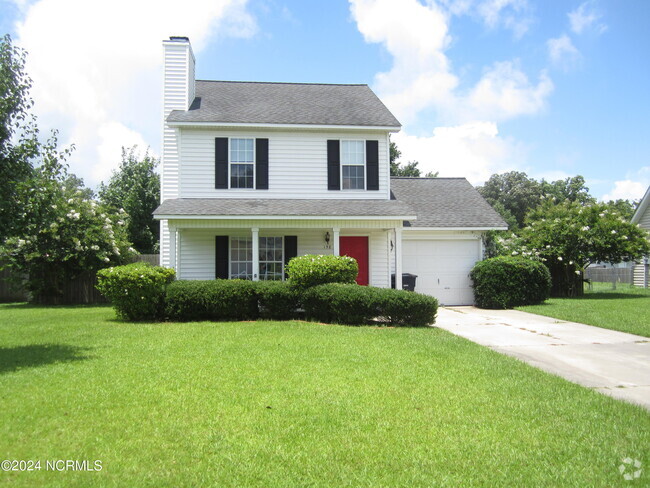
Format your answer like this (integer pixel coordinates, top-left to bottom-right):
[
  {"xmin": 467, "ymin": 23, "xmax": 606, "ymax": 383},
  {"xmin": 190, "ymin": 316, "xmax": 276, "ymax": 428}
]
[
  {"xmin": 579, "ymin": 292, "xmax": 650, "ymax": 301},
  {"xmin": 0, "ymin": 344, "xmax": 92, "ymax": 374}
]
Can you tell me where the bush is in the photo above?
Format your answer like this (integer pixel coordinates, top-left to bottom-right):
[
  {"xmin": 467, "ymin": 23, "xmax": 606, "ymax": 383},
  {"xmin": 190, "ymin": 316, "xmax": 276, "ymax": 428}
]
[
  {"xmin": 254, "ymin": 281, "xmax": 301, "ymax": 320},
  {"xmin": 303, "ymin": 284, "xmax": 438, "ymax": 327},
  {"xmin": 470, "ymin": 256, "xmax": 551, "ymax": 309},
  {"xmin": 96, "ymin": 262, "xmax": 175, "ymax": 321},
  {"xmin": 286, "ymin": 254, "xmax": 358, "ymax": 289},
  {"xmin": 165, "ymin": 280, "xmax": 258, "ymax": 322}
]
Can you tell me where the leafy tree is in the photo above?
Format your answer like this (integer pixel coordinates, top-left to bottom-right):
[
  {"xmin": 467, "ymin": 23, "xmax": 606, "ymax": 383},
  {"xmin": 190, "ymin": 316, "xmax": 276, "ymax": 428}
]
[
  {"xmin": 0, "ymin": 136, "xmax": 136, "ymax": 304},
  {"xmin": 0, "ymin": 34, "xmax": 39, "ymax": 239},
  {"xmin": 540, "ymin": 175, "xmax": 593, "ymax": 204},
  {"xmin": 513, "ymin": 200, "xmax": 650, "ymax": 297},
  {"xmin": 98, "ymin": 147, "xmax": 160, "ymax": 254},
  {"xmin": 477, "ymin": 171, "xmax": 542, "ymax": 229}
]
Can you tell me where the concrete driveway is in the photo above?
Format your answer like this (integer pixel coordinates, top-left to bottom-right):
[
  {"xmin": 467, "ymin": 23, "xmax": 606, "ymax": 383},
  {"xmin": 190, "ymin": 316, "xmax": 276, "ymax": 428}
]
[{"xmin": 436, "ymin": 307, "xmax": 650, "ymax": 410}]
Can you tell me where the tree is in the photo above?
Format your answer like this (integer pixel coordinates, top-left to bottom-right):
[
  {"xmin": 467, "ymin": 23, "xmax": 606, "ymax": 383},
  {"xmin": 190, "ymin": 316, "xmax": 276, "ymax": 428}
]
[
  {"xmin": 98, "ymin": 147, "xmax": 160, "ymax": 254},
  {"xmin": 0, "ymin": 136, "xmax": 136, "ymax": 303},
  {"xmin": 515, "ymin": 200, "xmax": 650, "ymax": 297},
  {"xmin": 477, "ymin": 171, "xmax": 542, "ymax": 229},
  {"xmin": 540, "ymin": 175, "xmax": 593, "ymax": 204},
  {"xmin": 0, "ymin": 34, "xmax": 39, "ymax": 240}
]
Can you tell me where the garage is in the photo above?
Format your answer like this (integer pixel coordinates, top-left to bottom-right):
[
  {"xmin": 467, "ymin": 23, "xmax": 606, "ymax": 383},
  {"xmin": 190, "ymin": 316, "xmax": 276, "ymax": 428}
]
[{"xmin": 402, "ymin": 237, "xmax": 481, "ymax": 306}]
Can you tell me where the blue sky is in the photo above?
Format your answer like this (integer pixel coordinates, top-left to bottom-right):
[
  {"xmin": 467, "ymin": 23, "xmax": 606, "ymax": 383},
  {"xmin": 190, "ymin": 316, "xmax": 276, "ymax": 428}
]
[{"xmin": 2, "ymin": 0, "xmax": 649, "ymax": 201}]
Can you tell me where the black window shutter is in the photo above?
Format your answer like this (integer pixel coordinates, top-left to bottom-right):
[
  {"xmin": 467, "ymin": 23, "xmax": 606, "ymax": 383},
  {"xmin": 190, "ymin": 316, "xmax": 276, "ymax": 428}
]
[
  {"xmin": 256, "ymin": 138, "xmax": 269, "ymax": 190},
  {"xmin": 366, "ymin": 140, "xmax": 379, "ymax": 191},
  {"xmin": 215, "ymin": 236, "xmax": 229, "ymax": 279},
  {"xmin": 215, "ymin": 138, "xmax": 228, "ymax": 189},
  {"xmin": 327, "ymin": 140, "xmax": 340, "ymax": 190},
  {"xmin": 284, "ymin": 236, "xmax": 298, "ymax": 279}
]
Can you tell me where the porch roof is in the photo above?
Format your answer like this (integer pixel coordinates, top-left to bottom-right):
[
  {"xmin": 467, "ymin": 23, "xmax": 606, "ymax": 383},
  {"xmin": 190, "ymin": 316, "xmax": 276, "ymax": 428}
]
[{"xmin": 153, "ymin": 198, "xmax": 416, "ymax": 220}]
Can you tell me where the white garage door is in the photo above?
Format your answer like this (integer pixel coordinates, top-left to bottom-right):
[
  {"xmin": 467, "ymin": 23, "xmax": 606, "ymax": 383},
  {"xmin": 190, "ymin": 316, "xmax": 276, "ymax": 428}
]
[{"xmin": 402, "ymin": 239, "xmax": 480, "ymax": 306}]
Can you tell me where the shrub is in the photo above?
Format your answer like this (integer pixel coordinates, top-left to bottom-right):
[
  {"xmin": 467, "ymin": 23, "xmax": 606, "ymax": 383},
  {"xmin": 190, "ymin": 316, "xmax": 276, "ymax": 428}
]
[
  {"xmin": 375, "ymin": 288, "xmax": 438, "ymax": 326},
  {"xmin": 165, "ymin": 280, "xmax": 258, "ymax": 322},
  {"xmin": 96, "ymin": 262, "xmax": 175, "ymax": 321},
  {"xmin": 470, "ymin": 256, "xmax": 551, "ymax": 309},
  {"xmin": 254, "ymin": 281, "xmax": 301, "ymax": 320},
  {"xmin": 286, "ymin": 254, "xmax": 358, "ymax": 289},
  {"xmin": 303, "ymin": 284, "xmax": 438, "ymax": 327}
]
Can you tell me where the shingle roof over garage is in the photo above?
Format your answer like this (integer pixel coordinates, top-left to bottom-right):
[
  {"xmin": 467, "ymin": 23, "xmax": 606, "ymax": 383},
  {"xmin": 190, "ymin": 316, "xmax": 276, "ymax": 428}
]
[
  {"xmin": 390, "ymin": 177, "xmax": 508, "ymax": 229},
  {"xmin": 167, "ymin": 81, "xmax": 401, "ymax": 128}
]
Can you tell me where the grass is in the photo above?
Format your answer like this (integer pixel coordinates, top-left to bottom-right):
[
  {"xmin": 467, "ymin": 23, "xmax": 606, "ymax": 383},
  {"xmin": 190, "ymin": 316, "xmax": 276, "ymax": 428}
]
[
  {"xmin": 0, "ymin": 304, "xmax": 648, "ymax": 487},
  {"xmin": 518, "ymin": 282, "xmax": 650, "ymax": 337}
]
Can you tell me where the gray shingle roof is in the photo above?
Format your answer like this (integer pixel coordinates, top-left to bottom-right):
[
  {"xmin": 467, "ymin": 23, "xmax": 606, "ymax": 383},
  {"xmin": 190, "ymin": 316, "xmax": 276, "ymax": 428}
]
[
  {"xmin": 153, "ymin": 198, "xmax": 415, "ymax": 218},
  {"xmin": 390, "ymin": 177, "xmax": 508, "ymax": 228},
  {"xmin": 167, "ymin": 81, "xmax": 401, "ymax": 127}
]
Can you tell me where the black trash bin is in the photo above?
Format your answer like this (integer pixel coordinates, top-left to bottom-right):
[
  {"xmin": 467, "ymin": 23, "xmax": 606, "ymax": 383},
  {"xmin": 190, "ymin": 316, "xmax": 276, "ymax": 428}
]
[{"xmin": 391, "ymin": 273, "xmax": 418, "ymax": 291}]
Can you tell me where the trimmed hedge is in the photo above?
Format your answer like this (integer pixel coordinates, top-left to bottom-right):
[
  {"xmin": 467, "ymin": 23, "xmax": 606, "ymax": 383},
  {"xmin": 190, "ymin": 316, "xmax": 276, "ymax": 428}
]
[
  {"xmin": 470, "ymin": 256, "xmax": 551, "ymax": 309},
  {"xmin": 286, "ymin": 254, "xmax": 358, "ymax": 289},
  {"xmin": 303, "ymin": 283, "xmax": 438, "ymax": 327},
  {"xmin": 255, "ymin": 281, "xmax": 301, "ymax": 320},
  {"xmin": 96, "ymin": 263, "xmax": 175, "ymax": 321},
  {"xmin": 165, "ymin": 280, "xmax": 258, "ymax": 322}
]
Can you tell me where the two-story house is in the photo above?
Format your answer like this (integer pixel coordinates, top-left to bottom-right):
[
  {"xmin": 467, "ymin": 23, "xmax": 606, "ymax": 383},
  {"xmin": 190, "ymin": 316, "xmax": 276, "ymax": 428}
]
[{"xmin": 154, "ymin": 37, "xmax": 506, "ymax": 305}]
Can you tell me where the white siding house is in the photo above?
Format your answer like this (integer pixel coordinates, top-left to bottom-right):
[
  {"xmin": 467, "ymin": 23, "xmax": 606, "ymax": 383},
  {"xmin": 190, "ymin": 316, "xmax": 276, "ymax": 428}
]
[
  {"xmin": 155, "ymin": 37, "xmax": 506, "ymax": 305},
  {"xmin": 631, "ymin": 186, "xmax": 650, "ymax": 288}
]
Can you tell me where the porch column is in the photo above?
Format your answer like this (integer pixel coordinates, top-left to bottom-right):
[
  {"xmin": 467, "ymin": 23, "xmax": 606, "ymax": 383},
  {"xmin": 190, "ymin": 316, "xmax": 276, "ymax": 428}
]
[
  {"xmin": 252, "ymin": 227, "xmax": 259, "ymax": 281},
  {"xmin": 169, "ymin": 226, "xmax": 177, "ymax": 272},
  {"xmin": 394, "ymin": 227, "xmax": 402, "ymax": 290},
  {"xmin": 333, "ymin": 228, "xmax": 340, "ymax": 256}
]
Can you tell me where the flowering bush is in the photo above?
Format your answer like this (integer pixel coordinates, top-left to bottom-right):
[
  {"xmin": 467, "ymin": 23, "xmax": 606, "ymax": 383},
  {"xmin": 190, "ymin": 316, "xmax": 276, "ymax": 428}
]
[
  {"xmin": 96, "ymin": 263, "xmax": 175, "ymax": 321},
  {"xmin": 285, "ymin": 254, "xmax": 358, "ymax": 289},
  {"xmin": 0, "ymin": 147, "xmax": 136, "ymax": 303},
  {"xmin": 499, "ymin": 200, "xmax": 649, "ymax": 296}
]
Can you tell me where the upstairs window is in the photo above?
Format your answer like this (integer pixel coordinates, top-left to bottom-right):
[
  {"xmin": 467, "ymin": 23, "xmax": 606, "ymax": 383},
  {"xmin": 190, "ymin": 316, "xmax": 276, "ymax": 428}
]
[
  {"xmin": 341, "ymin": 140, "xmax": 365, "ymax": 190},
  {"xmin": 230, "ymin": 138, "xmax": 254, "ymax": 189}
]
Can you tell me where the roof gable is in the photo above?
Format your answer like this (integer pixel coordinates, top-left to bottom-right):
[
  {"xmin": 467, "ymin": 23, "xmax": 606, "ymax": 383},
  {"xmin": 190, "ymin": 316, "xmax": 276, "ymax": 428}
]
[{"xmin": 167, "ymin": 81, "xmax": 401, "ymax": 128}]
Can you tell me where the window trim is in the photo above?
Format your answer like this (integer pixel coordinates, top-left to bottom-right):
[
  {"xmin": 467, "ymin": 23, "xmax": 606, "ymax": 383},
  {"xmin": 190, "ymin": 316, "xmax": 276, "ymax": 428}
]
[
  {"xmin": 228, "ymin": 137, "xmax": 256, "ymax": 190},
  {"xmin": 340, "ymin": 139, "xmax": 366, "ymax": 191},
  {"xmin": 229, "ymin": 236, "xmax": 253, "ymax": 280},
  {"xmin": 259, "ymin": 236, "xmax": 285, "ymax": 281},
  {"xmin": 228, "ymin": 235, "xmax": 286, "ymax": 281}
]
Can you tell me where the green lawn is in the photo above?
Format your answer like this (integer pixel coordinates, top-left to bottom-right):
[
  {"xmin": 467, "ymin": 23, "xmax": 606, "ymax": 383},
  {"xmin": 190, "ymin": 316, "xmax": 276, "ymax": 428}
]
[
  {"xmin": 518, "ymin": 282, "xmax": 650, "ymax": 337},
  {"xmin": 0, "ymin": 304, "xmax": 648, "ymax": 487}
]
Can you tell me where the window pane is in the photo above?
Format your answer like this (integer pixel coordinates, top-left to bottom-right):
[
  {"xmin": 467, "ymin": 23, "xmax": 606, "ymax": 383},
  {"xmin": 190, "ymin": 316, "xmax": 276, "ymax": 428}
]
[
  {"xmin": 343, "ymin": 165, "xmax": 365, "ymax": 190},
  {"xmin": 341, "ymin": 140, "xmax": 364, "ymax": 165},
  {"xmin": 231, "ymin": 163, "xmax": 254, "ymax": 189},
  {"xmin": 259, "ymin": 235, "xmax": 284, "ymax": 281}
]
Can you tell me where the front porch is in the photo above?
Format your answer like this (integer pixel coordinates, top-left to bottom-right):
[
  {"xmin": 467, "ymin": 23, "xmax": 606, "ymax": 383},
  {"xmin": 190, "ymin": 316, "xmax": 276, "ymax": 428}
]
[{"xmin": 163, "ymin": 219, "xmax": 406, "ymax": 289}]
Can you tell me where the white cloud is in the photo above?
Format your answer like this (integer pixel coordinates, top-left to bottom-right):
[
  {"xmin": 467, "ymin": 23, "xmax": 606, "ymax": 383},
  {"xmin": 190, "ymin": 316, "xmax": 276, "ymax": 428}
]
[
  {"xmin": 547, "ymin": 34, "xmax": 581, "ymax": 71},
  {"xmin": 568, "ymin": 1, "xmax": 607, "ymax": 35},
  {"xmin": 349, "ymin": 0, "xmax": 552, "ymax": 126},
  {"xmin": 392, "ymin": 122, "xmax": 525, "ymax": 184},
  {"xmin": 464, "ymin": 61, "xmax": 553, "ymax": 121},
  {"xmin": 602, "ymin": 180, "xmax": 648, "ymax": 202},
  {"xmin": 440, "ymin": 0, "xmax": 533, "ymax": 38},
  {"xmin": 350, "ymin": 0, "xmax": 551, "ymax": 182},
  {"xmin": 14, "ymin": 0, "xmax": 256, "ymax": 188}
]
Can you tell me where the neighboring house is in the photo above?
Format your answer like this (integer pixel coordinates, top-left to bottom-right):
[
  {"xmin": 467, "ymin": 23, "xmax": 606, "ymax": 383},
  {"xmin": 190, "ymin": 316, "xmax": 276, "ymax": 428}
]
[
  {"xmin": 154, "ymin": 37, "xmax": 506, "ymax": 305},
  {"xmin": 631, "ymin": 186, "xmax": 650, "ymax": 288}
]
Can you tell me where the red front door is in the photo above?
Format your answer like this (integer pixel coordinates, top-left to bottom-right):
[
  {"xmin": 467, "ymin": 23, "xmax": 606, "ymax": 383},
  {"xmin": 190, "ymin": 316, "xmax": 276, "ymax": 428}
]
[{"xmin": 339, "ymin": 236, "xmax": 369, "ymax": 285}]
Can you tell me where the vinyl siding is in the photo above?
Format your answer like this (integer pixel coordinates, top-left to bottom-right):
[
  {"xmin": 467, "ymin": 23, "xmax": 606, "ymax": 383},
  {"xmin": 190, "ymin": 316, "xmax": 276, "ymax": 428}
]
[
  {"xmin": 177, "ymin": 228, "xmax": 390, "ymax": 287},
  {"xmin": 161, "ymin": 40, "xmax": 194, "ymax": 266},
  {"xmin": 633, "ymin": 204, "xmax": 650, "ymax": 287},
  {"xmin": 178, "ymin": 128, "xmax": 391, "ymax": 200}
]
